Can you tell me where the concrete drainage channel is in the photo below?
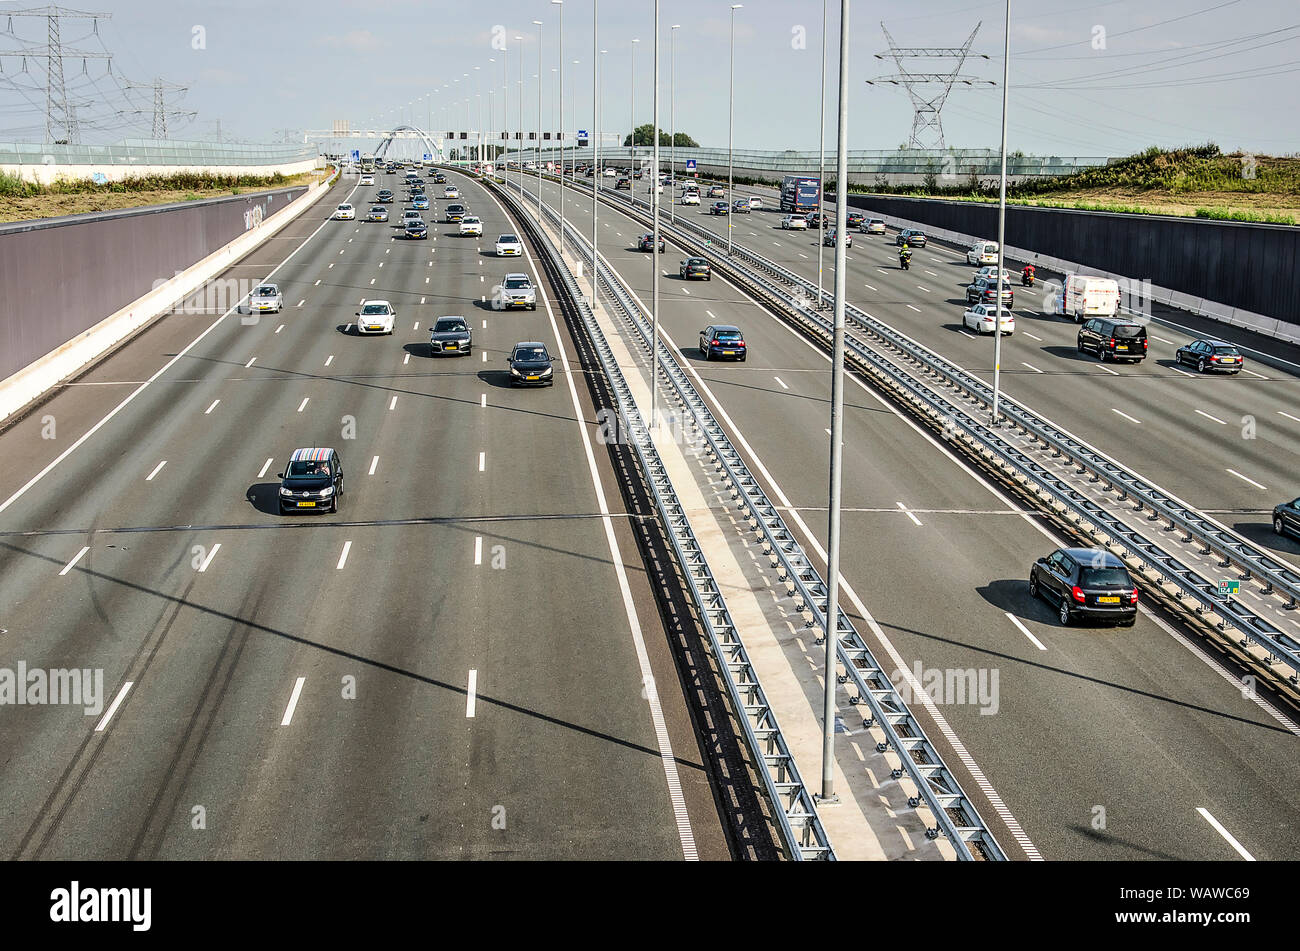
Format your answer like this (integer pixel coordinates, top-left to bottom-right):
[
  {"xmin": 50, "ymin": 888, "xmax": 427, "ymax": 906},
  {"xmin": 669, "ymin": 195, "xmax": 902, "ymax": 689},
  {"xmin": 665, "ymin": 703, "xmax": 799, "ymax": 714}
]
[
  {"xmin": 546, "ymin": 173, "xmax": 1300, "ymax": 703},
  {"xmin": 490, "ymin": 172, "xmax": 1011, "ymax": 861}
]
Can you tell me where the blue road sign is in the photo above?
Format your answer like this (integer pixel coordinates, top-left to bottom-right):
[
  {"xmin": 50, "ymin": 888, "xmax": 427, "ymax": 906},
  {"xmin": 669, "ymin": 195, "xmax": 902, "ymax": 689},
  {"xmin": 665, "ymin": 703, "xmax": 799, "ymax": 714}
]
[
  {"xmin": 423, "ymin": 153, "xmax": 432, "ymax": 161},
  {"xmin": 686, "ymin": 159, "xmax": 697, "ymax": 171},
  {"xmin": 351, "ymin": 149, "xmax": 360, "ymax": 161},
  {"xmin": 578, "ymin": 130, "xmax": 587, "ymax": 139}
]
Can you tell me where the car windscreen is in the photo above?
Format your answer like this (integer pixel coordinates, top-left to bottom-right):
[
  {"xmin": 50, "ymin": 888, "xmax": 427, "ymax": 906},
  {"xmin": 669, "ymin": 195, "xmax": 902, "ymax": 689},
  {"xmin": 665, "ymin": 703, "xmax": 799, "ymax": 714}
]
[
  {"xmin": 513, "ymin": 347, "xmax": 548, "ymax": 361},
  {"xmin": 361, "ymin": 304, "xmax": 390, "ymax": 315},
  {"xmin": 448, "ymin": 205, "xmax": 464, "ymax": 212},
  {"xmin": 499, "ymin": 235, "xmax": 519, "ymax": 243},
  {"xmin": 435, "ymin": 319, "xmax": 467, "ymax": 332},
  {"xmin": 1080, "ymin": 566, "xmax": 1130, "ymax": 587},
  {"xmin": 254, "ymin": 286, "xmax": 276, "ymax": 296},
  {"xmin": 287, "ymin": 460, "xmax": 331, "ymax": 479},
  {"xmin": 1113, "ymin": 325, "xmax": 1144, "ymax": 338},
  {"xmin": 504, "ymin": 278, "xmax": 531, "ymax": 289}
]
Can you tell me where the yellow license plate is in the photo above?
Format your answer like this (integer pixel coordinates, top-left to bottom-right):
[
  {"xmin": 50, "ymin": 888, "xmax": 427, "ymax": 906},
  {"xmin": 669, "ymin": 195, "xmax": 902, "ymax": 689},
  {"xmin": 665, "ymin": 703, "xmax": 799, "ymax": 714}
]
[
  {"xmin": 1098, "ymin": 596, "xmax": 1120, "ymax": 603},
  {"xmin": 446, "ymin": 344, "xmax": 457, "ymax": 350},
  {"xmin": 723, "ymin": 350, "xmax": 736, "ymax": 355},
  {"xmin": 297, "ymin": 501, "xmax": 316, "ymax": 508},
  {"xmin": 526, "ymin": 375, "xmax": 539, "ymax": 381}
]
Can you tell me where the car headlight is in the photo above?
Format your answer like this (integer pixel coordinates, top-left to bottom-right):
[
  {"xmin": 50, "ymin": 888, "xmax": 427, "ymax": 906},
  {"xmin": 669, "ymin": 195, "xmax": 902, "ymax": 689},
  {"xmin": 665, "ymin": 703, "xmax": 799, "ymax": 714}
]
[
  {"xmin": 510, "ymin": 367, "xmax": 522, "ymax": 376},
  {"xmin": 320, "ymin": 486, "xmax": 335, "ymax": 497},
  {"xmin": 541, "ymin": 366, "xmax": 553, "ymax": 376},
  {"xmin": 280, "ymin": 487, "xmax": 293, "ymax": 497}
]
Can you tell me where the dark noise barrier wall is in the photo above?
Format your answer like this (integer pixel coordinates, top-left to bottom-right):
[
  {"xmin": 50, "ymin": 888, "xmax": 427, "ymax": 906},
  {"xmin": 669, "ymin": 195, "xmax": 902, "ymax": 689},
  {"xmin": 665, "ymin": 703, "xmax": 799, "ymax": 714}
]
[
  {"xmin": 843, "ymin": 194, "xmax": 1298, "ymax": 329},
  {"xmin": 0, "ymin": 185, "xmax": 308, "ymax": 383}
]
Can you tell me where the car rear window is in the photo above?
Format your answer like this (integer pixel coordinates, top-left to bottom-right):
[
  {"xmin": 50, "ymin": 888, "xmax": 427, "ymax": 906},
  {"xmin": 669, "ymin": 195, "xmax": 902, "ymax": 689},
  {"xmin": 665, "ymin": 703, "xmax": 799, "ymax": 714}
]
[
  {"xmin": 1213, "ymin": 345, "xmax": 1239, "ymax": 355},
  {"xmin": 1080, "ymin": 567, "xmax": 1131, "ymax": 587},
  {"xmin": 715, "ymin": 331, "xmax": 743, "ymax": 340},
  {"xmin": 1113, "ymin": 325, "xmax": 1144, "ymax": 338}
]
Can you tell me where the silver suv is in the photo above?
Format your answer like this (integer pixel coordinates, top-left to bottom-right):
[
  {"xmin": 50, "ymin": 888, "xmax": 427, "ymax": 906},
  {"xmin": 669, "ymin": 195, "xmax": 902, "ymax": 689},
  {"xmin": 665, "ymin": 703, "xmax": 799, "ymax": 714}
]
[{"xmin": 499, "ymin": 272, "xmax": 537, "ymax": 311}]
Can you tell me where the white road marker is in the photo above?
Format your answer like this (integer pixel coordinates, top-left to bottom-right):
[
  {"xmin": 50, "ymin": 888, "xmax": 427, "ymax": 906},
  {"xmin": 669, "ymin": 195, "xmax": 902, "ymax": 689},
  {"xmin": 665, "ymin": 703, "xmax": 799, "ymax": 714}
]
[
  {"xmin": 280, "ymin": 677, "xmax": 306, "ymax": 726},
  {"xmin": 1021, "ymin": 331, "xmax": 1041, "ymax": 341},
  {"xmin": 481, "ymin": 351, "xmax": 487, "ymax": 362},
  {"xmin": 389, "ymin": 396, "xmax": 397, "ymax": 410},
  {"xmin": 1095, "ymin": 363, "xmax": 1120, "ymax": 376},
  {"xmin": 1021, "ymin": 362, "xmax": 1043, "ymax": 373},
  {"xmin": 204, "ymin": 399, "xmax": 220, "ymax": 415},
  {"xmin": 403, "ymin": 353, "xmax": 410, "ymax": 365},
  {"xmin": 466, "ymin": 669, "xmax": 478, "ymax": 718},
  {"xmin": 296, "ymin": 300, "xmax": 305, "ymax": 308},
  {"xmin": 916, "ymin": 285, "xmax": 931, "ymax": 293},
  {"xmin": 1242, "ymin": 368, "xmax": 1269, "ymax": 380},
  {"xmin": 1006, "ymin": 613, "xmax": 1048, "ymax": 651},
  {"xmin": 244, "ymin": 357, "xmax": 257, "ymax": 368},
  {"xmin": 368, "ymin": 455, "xmax": 379, "ymax": 475},
  {"xmin": 773, "ymin": 376, "xmax": 789, "ymax": 390},
  {"xmin": 864, "ymin": 283, "xmax": 876, "ymax": 291},
  {"xmin": 275, "ymin": 324, "xmax": 284, "ymax": 334},
  {"xmin": 478, "ymin": 451, "xmax": 485, "ymax": 472},
  {"xmin": 95, "ymin": 681, "xmax": 133, "ymax": 732},
  {"xmin": 197, "ymin": 543, "xmax": 221, "ymax": 573},
  {"xmin": 1111, "ymin": 408, "xmax": 1141, "ymax": 425},
  {"xmin": 370, "ymin": 278, "xmax": 376, "ymax": 285},
  {"xmin": 296, "ymin": 398, "xmax": 309, "ymax": 412},
  {"xmin": 258, "ymin": 458, "xmax": 274, "ymax": 478},
  {"xmin": 324, "ymin": 355, "xmax": 334, "ymax": 367},
  {"xmin": 1196, "ymin": 807, "xmax": 1255, "ymax": 860},
  {"xmin": 1226, "ymin": 468, "xmax": 1267, "ymax": 491},
  {"xmin": 1195, "ymin": 409, "xmax": 1227, "ymax": 425},
  {"xmin": 896, "ymin": 501, "xmax": 923, "ymax": 527},
  {"xmin": 336, "ymin": 541, "xmax": 352, "ymax": 570},
  {"xmin": 145, "ymin": 460, "xmax": 166, "ymax": 481},
  {"xmin": 313, "ymin": 280, "xmax": 321, "ymax": 286},
  {"xmin": 474, "ymin": 536, "xmax": 483, "ymax": 565},
  {"xmin": 1279, "ymin": 411, "xmax": 1300, "ymax": 424},
  {"xmin": 413, "ymin": 321, "xmax": 419, "ymax": 330},
  {"xmin": 59, "ymin": 546, "xmax": 90, "ymax": 576},
  {"xmin": 483, "ymin": 319, "xmax": 487, "ymax": 328},
  {"xmin": 906, "ymin": 304, "xmax": 922, "ymax": 313},
  {"xmin": 480, "ymin": 393, "xmax": 487, "ymax": 408},
  {"xmin": 1151, "ymin": 334, "xmax": 1175, "ymax": 345}
]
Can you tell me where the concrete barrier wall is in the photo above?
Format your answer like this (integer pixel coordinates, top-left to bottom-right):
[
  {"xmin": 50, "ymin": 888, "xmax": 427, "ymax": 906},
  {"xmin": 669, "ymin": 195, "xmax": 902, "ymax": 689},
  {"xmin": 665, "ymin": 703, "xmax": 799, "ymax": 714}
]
[
  {"xmin": 844, "ymin": 194, "xmax": 1299, "ymax": 329},
  {"xmin": 0, "ymin": 185, "xmax": 307, "ymax": 382}
]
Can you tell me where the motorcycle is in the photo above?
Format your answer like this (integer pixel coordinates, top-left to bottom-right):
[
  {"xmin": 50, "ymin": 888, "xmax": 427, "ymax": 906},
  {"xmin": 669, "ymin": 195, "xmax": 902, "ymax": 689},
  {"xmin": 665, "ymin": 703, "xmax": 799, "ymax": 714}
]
[
  {"xmin": 1021, "ymin": 266, "xmax": 1036, "ymax": 287},
  {"xmin": 899, "ymin": 251, "xmax": 912, "ymax": 270}
]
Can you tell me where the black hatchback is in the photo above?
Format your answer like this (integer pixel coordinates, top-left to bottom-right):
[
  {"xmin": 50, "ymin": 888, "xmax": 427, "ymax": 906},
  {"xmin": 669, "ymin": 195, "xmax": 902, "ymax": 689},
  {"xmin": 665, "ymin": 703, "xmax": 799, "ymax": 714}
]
[
  {"xmin": 507, "ymin": 341, "xmax": 555, "ymax": 386},
  {"xmin": 1077, "ymin": 317, "xmax": 1148, "ymax": 363},
  {"xmin": 278, "ymin": 448, "xmax": 344, "ymax": 514},
  {"xmin": 1029, "ymin": 547, "xmax": 1138, "ymax": 627},
  {"xmin": 699, "ymin": 325, "xmax": 746, "ymax": 361}
]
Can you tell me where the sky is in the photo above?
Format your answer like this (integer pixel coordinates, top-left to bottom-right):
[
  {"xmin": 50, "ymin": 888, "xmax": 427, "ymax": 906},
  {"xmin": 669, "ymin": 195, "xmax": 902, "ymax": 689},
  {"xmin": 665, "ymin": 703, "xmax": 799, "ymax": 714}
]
[{"xmin": 2, "ymin": 0, "xmax": 1298, "ymax": 158}]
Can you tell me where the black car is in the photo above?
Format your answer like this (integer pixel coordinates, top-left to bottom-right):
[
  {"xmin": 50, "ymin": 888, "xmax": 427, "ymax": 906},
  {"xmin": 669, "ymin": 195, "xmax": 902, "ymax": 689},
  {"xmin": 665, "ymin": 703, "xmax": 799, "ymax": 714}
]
[
  {"xmin": 1029, "ymin": 547, "xmax": 1138, "ymax": 627},
  {"xmin": 616, "ymin": 178, "xmax": 631, "ymax": 190},
  {"xmin": 637, "ymin": 232, "xmax": 666, "ymax": 253},
  {"xmin": 507, "ymin": 341, "xmax": 555, "ymax": 386},
  {"xmin": 278, "ymin": 448, "xmax": 344, "ymax": 514},
  {"xmin": 433, "ymin": 174, "xmax": 447, "ymax": 184},
  {"xmin": 1077, "ymin": 317, "xmax": 1148, "ymax": 363},
  {"xmin": 1274, "ymin": 497, "xmax": 1300, "ymax": 539},
  {"xmin": 376, "ymin": 189, "xmax": 394, "ymax": 203},
  {"xmin": 404, "ymin": 218, "xmax": 428, "ymax": 239},
  {"xmin": 1174, "ymin": 338, "xmax": 1244, "ymax": 374},
  {"xmin": 709, "ymin": 200, "xmax": 730, "ymax": 216},
  {"xmin": 699, "ymin": 324, "xmax": 746, "ymax": 361},
  {"xmin": 846, "ymin": 212, "xmax": 865, "ymax": 228},
  {"xmin": 897, "ymin": 228, "xmax": 927, "ymax": 247},
  {"xmin": 804, "ymin": 212, "xmax": 828, "ymax": 230},
  {"xmin": 680, "ymin": 257, "xmax": 712, "ymax": 281},
  {"xmin": 430, "ymin": 315, "xmax": 472, "ymax": 356},
  {"xmin": 966, "ymin": 277, "xmax": 1015, "ymax": 307}
]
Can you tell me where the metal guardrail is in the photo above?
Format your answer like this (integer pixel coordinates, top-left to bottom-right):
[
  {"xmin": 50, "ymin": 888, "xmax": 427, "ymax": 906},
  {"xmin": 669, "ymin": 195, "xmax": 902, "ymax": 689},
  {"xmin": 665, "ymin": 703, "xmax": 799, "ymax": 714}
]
[
  {"xmin": 570, "ymin": 176, "xmax": 1300, "ymax": 686},
  {"xmin": 510, "ymin": 173, "xmax": 1009, "ymax": 860},
  {"xmin": 0, "ymin": 138, "xmax": 318, "ymax": 168},
  {"xmin": 484, "ymin": 172, "xmax": 834, "ymax": 861}
]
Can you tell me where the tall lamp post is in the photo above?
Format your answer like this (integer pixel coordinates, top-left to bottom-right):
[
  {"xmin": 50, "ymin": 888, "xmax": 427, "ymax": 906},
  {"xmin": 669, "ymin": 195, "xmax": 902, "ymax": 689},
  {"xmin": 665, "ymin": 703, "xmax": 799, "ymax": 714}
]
[
  {"xmin": 651, "ymin": 0, "xmax": 661, "ymax": 429},
  {"xmin": 726, "ymin": 4, "xmax": 742, "ymax": 254},
  {"xmin": 534, "ymin": 19, "xmax": 544, "ymax": 219},
  {"xmin": 992, "ymin": 0, "xmax": 1011, "ymax": 425},
  {"xmin": 553, "ymin": 0, "xmax": 565, "ymax": 257},
  {"xmin": 592, "ymin": 4, "xmax": 600, "ymax": 314},
  {"xmin": 516, "ymin": 35, "xmax": 525, "ymax": 191},
  {"xmin": 630, "ymin": 38, "xmax": 639, "ymax": 167},
  {"xmin": 669, "ymin": 23, "xmax": 680, "ymax": 224},
  {"xmin": 816, "ymin": 0, "xmax": 827, "ymax": 309}
]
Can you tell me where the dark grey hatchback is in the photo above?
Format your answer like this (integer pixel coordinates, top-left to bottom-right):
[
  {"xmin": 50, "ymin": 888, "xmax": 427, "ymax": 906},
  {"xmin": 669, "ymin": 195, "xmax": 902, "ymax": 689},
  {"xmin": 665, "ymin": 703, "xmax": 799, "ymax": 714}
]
[
  {"xmin": 507, "ymin": 341, "xmax": 555, "ymax": 386},
  {"xmin": 278, "ymin": 448, "xmax": 344, "ymax": 514},
  {"xmin": 1029, "ymin": 547, "xmax": 1138, "ymax": 627}
]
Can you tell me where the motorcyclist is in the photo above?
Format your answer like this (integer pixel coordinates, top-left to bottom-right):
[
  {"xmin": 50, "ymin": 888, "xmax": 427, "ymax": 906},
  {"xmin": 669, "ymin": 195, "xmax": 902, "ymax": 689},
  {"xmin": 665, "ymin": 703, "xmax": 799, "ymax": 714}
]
[
  {"xmin": 1021, "ymin": 263, "xmax": 1036, "ymax": 287},
  {"xmin": 899, "ymin": 243, "xmax": 912, "ymax": 269}
]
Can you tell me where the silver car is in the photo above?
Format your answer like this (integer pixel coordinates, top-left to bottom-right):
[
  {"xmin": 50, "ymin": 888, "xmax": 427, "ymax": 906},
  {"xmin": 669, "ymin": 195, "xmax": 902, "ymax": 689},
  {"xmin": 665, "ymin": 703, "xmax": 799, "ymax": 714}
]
[
  {"xmin": 248, "ymin": 283, "xmax": 283, "ymax": 313},
  {"xmin": 780, "ymin": 214, "xmax": 808, "ymax": 230},
  {"xmin": 499, "ymin": 272, "xmax": 536, "ymax": 310}
]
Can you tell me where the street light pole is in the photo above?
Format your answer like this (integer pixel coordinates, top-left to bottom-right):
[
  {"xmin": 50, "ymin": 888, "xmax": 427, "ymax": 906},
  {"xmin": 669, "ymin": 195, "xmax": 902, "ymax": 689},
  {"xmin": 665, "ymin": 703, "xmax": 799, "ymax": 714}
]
[
  {"xmin": 820, "ymin": 0, "xmax": 850, "ymax": 807},
  {"xmin": 727, "ymin": 4, "xmax": 742, "ymax": 255},
  {"xmin": 670, "ymin": 23, "xmax": 680, "ymax": 225},
  {"xmin": 651, "ymin": 0, "xmax": 661, "ymax": 430},
  {"xmin": 630, "ymin": 38, "xmax": 639, "ymax": 168},
  {"xmin": 517, "ymin": 35, "xmax": 525, "ymax": 192},
  {"xmin": 992, "ymin": 0, "xmax": 1011, "ymax": 426},
  {"xmin": 592, "ymin": 3, "xmax": 600, "ymax": 316},
  {"xmin": 534, "ymin": 18, "xmax": 543, "ymax": 221},
  {"xmin": 816, "ymin": 0, "xmax": 827, "ymax": 309},
  {"xmin": 553, "ymin": 0, "xmax": 565, "ymax": 258}
]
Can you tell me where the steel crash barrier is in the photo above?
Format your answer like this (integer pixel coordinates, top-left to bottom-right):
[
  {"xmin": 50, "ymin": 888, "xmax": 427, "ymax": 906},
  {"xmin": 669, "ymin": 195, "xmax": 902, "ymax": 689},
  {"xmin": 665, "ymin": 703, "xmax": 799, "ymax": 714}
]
[
  {"xmin": 482, "ymin": 173, "xmax": 835, "ymax": 861},
  {"xmin": 547, "ymin": 173, "xmax": 1300, "ymax": 689},
  {"xmin": 497, "ymin": 172, "xmax": 1010, "ymax": 861}
]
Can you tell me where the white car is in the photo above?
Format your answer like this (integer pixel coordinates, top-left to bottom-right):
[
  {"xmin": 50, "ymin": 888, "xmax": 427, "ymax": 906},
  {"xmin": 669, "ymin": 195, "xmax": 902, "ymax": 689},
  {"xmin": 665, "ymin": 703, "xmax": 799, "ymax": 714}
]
[
  {"xmin": 863, "ymin": 218, "xmax": 887, "ymax": 234},
  {"xmin": 248, "ymin": 283, "xmax": 283, "ymax": 313},
  {"xmin": 355, "ymin": 299, "xmax": 397, "ymax": 335},
  {"xmin": 681, "ymin": 192, "xmax": 700, "ymax": 206},
  {"xmin": 495, "ymin": 233, "xmax": 523, "ymax": 256},
  {"xmin": 334, "ymin": 203, "xmax": 355, "ymax": 220},
  {"xmin": 443, "ymin": 185, "xmax": 460, "ymax": 199},
  {"xmin": 747, "ymin": 196, "xmax": 763, "ymax": 210},
  {"xmin": 962, "ymin": 303, "xmax": 1015, "ymax": 335},
  {"xmin": 460, "ymin": 216, "xmax": 483, "ymax": 237},
  {"xmin": 604, "ymin": 167, "xmax": 617, "ymax": 177},
  {"xmin": 967, "ymin": 240, "xmax": 1000, "ymax": 266},
  {"xmin": 780, "ymin": 214, "xmax": 809, "ymax": 230},
  {"xmin": 359, "ymin": 174, "xmax": 375, "ymax": 186}
]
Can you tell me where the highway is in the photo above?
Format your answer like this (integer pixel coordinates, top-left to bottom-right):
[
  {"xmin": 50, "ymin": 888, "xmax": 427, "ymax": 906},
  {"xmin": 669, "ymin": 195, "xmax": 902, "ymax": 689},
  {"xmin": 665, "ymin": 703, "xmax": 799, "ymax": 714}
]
[
  {"xmin": 519, "ymin": 169, "xmax": 1300, "ymax": 860},
  {"xmin": 0, "ymin": 170, "xmax": 740, "ymax": 860}
]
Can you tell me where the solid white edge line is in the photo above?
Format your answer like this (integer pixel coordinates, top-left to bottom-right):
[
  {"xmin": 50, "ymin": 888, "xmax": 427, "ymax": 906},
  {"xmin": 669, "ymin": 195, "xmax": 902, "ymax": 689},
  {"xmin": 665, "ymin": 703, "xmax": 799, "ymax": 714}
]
[
  {"xmin": 1196, "ymin": 807, "xmax": 1255, "ymax": 860},
  {"xmin": 466, "ymin": 669, "xmax": 478, "ymax": 718},
  {"xmin": 94, "ymin": 681, "xmax": 133, "ymax": 732},
  {"xmin": 1005, "ymin": 613, "xmax": 1048, "ymax": 651},
  {"xmin": 280, "ymin": 676, "xmax": 306, "ymax": 726},
  {"xmin": 336, "ymin": 540, "xmax": 352, "ymax": 570},
  {"xmin": 480, "ymin": 178, "xmax": 697, "ymax": 860},
  {"xmin": 59, "ymin": 546, "xmax": 90, "ymax": 576},
  {"xmin": 0, "ymin": 174, "xmax": 360, "ymax": 520}
]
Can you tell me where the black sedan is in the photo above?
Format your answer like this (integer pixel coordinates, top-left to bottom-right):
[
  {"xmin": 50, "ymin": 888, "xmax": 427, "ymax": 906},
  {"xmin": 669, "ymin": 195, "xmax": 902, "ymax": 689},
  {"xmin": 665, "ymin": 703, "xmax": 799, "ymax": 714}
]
[
  {"xmin": 680, "ymin": 257, "xmax": 712, "ymax": 281},
  {"xmin": 699, "ymin": 324, "xmax": 747, "ymax": 362},
  {"xmin": 1174, "ymin": 338, "xmax": 1244, "ymax": 374},
  {"xmin": 1029, "ymin": 547, "xmax": 1138, "ymax": 627},
  {"xmin": 376, "ymin": 189, "xmax": 394, "ymax": 203},
  {"xmin": 896, "ymin": 228, "xmax": 927, "ymax": 247},
  {"xmin": 404, "ymin": 218, "xmax": 428, "ymax": 239},
  {"xmin": 277, "ymin": 448, "xmax": 344, "ymax": 515},
  {"xmin": 430, "ymin": 315, "xmax": 472, "ymax": 356},
  {"xmin": 709, "ymin": 201, "xmax": 730, "ymax": 216},
  {"xmin": 1274, "ymin": 496, "xmax": 1300, "ymax": 539},
  {"xmin": 637, "ymin": 232, "xmax": 666, "ymax": 253},
  {"xmin": 507, "ymin": 341, "xmax": 555, "ymax": 386}
]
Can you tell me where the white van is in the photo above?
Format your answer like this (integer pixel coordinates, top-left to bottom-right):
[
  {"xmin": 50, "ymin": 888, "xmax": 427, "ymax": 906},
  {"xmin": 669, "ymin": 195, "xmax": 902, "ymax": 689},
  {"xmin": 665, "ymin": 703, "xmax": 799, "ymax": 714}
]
[
  {"xmin": 1055, "ymin": 274, "xmax": 1121, "ymax": 322},
  {"xmin": 967, "ymin": 240, "xmax": 999, "ymax": 266}
]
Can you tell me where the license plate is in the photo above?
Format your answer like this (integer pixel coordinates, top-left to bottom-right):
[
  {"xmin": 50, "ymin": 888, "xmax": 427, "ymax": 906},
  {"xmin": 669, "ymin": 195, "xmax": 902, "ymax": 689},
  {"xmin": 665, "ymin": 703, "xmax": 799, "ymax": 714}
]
[
  {"xmin": 723, "ymin": 350, "xmax": 736, "ymax": 355},
  {"xmin": 446, "ymin": 344, "xmax": 457, "ymax": 350},
  {"xmin": 526, "ymin": 375, "xmax": 539, "ymax": 381},
  {"xmin": 297, "ymin": 501, "xmax": 316, "ymax": 508},
  {"xmin": 1098, "ymin": 596, "xmax": 1120, "ymax": 604},
  {"xmin": 1116, "ymin": 345, "xmax": 1129, "ymax": 350}
]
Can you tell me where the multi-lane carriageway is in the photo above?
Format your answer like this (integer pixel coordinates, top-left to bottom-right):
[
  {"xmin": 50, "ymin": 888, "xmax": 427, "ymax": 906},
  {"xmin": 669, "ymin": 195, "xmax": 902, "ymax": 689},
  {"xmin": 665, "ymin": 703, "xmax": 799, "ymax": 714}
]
[
  {"xmin": 2, "ymin": 159, "xmax": 1298, "ymax": 862},
  {"xmin": 0, "ymin": 170, "xmax": 761, "ymax": 860},
  {"xmin": 518, "ymin": 168, "xmax": 1300, "ymax": 861}
]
